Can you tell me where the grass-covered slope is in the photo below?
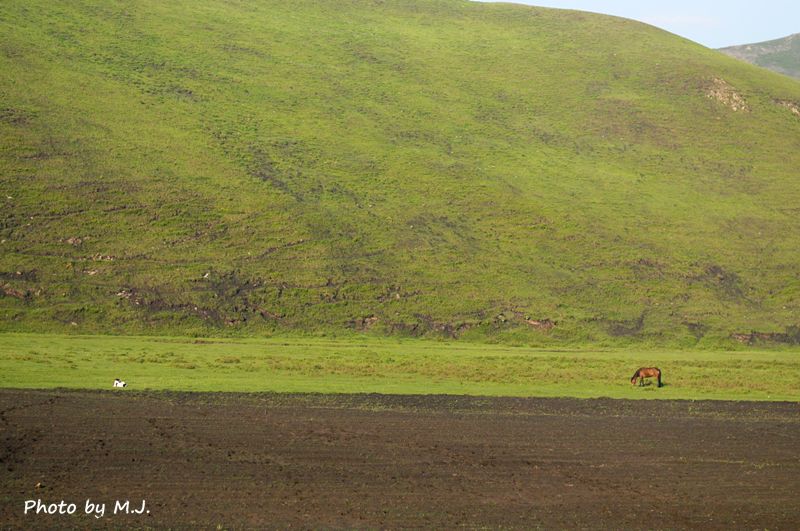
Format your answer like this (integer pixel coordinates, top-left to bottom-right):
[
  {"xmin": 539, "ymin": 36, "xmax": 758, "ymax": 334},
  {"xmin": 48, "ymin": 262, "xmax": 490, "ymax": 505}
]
[
  {"xmin": 2, "ymin": 0, "xmax": 800, "ymax": 346},
  {"xmin": 720, "ymin": 33, "xmax": 800, "ymax": 79}
]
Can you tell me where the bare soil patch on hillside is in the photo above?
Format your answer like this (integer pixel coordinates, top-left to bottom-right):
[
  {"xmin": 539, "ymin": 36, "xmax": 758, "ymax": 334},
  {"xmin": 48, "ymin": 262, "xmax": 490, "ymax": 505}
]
[{"xmin": 1, "ymin": 390, "xmax": 798, "ymax": 529}]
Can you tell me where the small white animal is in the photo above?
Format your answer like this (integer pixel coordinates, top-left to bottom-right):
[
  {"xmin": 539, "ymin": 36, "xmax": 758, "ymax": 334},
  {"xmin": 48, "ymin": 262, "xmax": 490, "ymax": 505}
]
[{"xmin": 113, "ymin": 378, "xmax": 127, "ymax": 388}]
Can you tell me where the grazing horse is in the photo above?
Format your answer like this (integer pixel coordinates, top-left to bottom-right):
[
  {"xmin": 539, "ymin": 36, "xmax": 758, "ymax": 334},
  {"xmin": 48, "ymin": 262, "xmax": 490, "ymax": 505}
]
[{"xmin": 631, "ymin": 367, "xmax": 662, "ymax": 387}]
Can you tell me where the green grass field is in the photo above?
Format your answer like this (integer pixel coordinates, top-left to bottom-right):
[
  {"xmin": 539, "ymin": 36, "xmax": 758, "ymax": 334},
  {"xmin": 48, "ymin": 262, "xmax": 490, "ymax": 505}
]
[
  {"xmin": 2, "ymin": 0, "xmax": 800, "ymax": 345},
  {"xmin": 2, "ymin": 333, "xmax": 798, "ymax": 401}
]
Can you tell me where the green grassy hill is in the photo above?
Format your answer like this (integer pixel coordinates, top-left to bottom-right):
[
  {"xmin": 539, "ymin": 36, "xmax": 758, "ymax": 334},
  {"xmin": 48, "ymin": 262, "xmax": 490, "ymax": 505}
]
[
  {"xmin": 720, "ymin": 33, "xmax": 800, "ymax": 79},
  {"xmin": 2, "ymin": 0, "xmax": 800, "ymax": 347}
]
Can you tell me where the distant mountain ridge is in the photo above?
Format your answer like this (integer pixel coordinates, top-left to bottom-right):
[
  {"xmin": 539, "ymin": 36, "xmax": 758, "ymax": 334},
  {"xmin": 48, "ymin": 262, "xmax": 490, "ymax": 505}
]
[{"xmin": 719, "ymin": 33, "xmax": 800, "ymax": 79}]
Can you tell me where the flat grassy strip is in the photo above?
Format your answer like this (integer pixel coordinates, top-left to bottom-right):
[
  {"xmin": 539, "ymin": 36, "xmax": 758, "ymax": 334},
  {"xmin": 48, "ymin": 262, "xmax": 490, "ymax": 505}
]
[{"xmin": 1, "ymin": 334, "xmax": 798, "ymax": 401}]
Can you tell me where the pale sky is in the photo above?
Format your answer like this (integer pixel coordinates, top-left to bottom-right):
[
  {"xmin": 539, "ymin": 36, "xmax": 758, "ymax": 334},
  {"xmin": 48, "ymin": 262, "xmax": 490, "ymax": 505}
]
[{"xmin": 475, "ymin": 1, "xmax": 799, "ymax": 48}]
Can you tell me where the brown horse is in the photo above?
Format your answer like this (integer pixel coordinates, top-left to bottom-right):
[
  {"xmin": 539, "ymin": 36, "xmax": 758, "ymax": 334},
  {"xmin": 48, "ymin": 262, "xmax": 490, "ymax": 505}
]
[{"xmin": 631, "ymin": 367, "xmax": 662, "ymax": 387}]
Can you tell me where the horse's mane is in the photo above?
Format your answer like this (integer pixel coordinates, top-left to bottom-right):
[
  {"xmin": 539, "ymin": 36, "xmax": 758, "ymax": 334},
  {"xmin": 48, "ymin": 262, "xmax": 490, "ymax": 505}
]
[{"xmin": 631, "ymin": 368, "xmax": 640, "ymax": 379}]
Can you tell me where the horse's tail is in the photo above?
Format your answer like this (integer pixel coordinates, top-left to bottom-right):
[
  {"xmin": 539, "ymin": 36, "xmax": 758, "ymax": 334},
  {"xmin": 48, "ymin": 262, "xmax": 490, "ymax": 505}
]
[{"xmin": 657, "ymin": 368, "xmax": 662, "ymax": 388}]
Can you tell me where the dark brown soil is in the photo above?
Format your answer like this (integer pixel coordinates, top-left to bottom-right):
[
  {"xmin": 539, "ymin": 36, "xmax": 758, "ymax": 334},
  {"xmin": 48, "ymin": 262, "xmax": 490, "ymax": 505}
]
[{"xmin": 1, "ymin": 389, "xmax": 799, "ymax": 529}]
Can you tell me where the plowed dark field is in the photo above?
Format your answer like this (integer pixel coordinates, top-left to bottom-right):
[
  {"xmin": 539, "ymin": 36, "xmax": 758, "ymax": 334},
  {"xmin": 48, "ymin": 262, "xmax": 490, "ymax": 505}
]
[{"xmin": 1, "ymin": 389, "xmax": 799, "ymax": 529}]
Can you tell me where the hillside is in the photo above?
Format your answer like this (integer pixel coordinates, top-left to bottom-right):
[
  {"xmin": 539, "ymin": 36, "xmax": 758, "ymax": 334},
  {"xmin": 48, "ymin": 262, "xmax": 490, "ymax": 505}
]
[
  {"xmin": 720, "ymin": 33, "xmax": 800, "ymax": 79},
  {"xmin": 2, "ymin": 0, "xmax": 800, "ymax": 346}
]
